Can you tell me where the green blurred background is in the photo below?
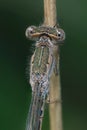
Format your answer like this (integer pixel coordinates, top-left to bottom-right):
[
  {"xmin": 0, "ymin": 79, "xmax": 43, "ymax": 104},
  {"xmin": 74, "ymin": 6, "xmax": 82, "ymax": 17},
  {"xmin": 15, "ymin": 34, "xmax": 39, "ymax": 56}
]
[{"xmin": 0, "ymin": 0, "xmax": 87, "ymax": 130}]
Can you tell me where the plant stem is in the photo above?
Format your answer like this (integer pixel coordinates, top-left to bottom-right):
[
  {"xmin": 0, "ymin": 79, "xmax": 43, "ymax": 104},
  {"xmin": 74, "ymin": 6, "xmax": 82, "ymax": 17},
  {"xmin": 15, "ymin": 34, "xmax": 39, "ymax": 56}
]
[
  {"xmin": 44, "ymin": 0, "xmax": 57, "ymax": 26},
  {"xmin": 43, "ymin": 0, "xmax": 63, "ymax": 130}
]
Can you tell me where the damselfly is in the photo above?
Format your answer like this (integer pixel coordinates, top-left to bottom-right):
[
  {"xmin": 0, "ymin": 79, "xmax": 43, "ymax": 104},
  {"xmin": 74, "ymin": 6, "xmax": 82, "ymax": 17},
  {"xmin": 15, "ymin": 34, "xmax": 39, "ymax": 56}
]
[{"xmin": 25, "ymin": 25, "xmax": 65, "ymax": 130}]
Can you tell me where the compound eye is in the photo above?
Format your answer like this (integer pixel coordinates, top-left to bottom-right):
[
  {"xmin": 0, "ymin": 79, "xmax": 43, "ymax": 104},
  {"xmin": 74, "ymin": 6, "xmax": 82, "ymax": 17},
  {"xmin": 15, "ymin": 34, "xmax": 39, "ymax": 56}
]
[
  {"xmin": 58, "ymin": 31, "xmax": 61, "ymax": 37},
  {"xmin": 57, "ymin": 28, "xmax": 65, "ymax": 41},
  {"xmin": 25, "ymin": 26, "xmax": 36, "ymax": 39}
]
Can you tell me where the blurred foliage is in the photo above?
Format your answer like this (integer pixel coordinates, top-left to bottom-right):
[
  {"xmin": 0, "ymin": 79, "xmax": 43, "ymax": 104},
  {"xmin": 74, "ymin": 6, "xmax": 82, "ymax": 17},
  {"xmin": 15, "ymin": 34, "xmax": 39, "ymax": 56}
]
[{"xmin": 0, "ymin": 0, "xmax": 87, "ymax": 130}]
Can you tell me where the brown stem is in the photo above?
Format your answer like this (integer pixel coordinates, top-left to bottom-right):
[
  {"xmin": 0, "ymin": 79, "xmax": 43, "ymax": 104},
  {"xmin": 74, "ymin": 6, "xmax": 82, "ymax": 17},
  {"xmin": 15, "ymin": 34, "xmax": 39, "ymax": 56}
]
[
  {"xmin": 44, "ymin": 0, "xmax": 57, "ymax": 26},
  {"xmin": 43, "ymin": 0, "xmax": 63, "ymax": 130}
]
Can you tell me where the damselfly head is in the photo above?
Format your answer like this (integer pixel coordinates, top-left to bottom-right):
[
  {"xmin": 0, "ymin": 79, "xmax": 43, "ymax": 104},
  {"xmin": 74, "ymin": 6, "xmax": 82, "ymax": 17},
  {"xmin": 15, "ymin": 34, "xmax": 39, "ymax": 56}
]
[{"xmin": 25, "ymin": 25, "xmax": 65, "ymax": 44}]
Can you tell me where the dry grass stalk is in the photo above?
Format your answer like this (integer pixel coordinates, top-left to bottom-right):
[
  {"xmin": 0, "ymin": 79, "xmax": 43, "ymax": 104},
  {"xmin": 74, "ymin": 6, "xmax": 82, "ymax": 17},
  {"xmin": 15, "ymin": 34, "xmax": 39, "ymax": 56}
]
[{"xmin": 43, "ymin": 0, "xmax": 63, "ymax": 130}]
